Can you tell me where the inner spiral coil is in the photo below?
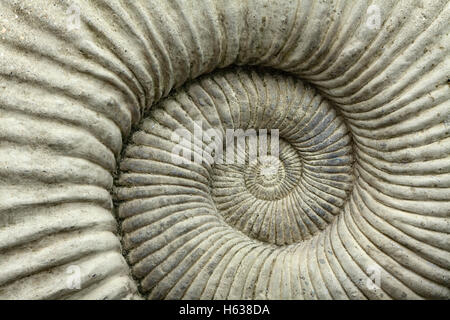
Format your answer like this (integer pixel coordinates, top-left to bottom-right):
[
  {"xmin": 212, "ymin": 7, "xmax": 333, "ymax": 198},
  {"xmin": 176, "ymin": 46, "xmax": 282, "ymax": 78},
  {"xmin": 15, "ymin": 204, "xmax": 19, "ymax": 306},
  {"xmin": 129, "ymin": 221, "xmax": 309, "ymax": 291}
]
[{"xmin": 116, "ymin": 68, "xmax": 354, "ymax": 297}]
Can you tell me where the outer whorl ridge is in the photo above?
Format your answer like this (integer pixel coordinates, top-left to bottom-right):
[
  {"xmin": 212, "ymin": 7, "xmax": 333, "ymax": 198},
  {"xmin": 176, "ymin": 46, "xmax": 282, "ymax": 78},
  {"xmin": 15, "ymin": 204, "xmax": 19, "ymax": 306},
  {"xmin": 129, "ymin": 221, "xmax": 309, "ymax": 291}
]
[{"xmin": 0, "ymin": 0, "xmax": 449, "ymax": 300}]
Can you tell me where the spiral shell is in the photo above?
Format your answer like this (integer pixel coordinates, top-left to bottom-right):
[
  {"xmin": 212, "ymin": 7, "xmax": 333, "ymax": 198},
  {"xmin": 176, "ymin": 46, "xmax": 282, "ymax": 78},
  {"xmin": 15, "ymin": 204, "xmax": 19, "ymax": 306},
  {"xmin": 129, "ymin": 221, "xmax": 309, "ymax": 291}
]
[
  {"xmin": 0, "ymin": 0, "xmax": 449, "ymax": 300},
  {"xmin": 117, "ymin": 68, "xmax": 356, "ymax": 298}
]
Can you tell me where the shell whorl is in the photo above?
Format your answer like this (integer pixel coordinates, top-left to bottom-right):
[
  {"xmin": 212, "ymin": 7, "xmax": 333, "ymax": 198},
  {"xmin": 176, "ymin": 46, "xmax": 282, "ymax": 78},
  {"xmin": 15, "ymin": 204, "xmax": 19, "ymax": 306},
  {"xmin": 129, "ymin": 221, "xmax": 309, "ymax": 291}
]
[
  {"xmin": 0, "ymin": 0, "xmax": 449, "ymax": 300},
  {"xmin": 117, "ymin": 68, "xmax": 355, "ymax": 298}
]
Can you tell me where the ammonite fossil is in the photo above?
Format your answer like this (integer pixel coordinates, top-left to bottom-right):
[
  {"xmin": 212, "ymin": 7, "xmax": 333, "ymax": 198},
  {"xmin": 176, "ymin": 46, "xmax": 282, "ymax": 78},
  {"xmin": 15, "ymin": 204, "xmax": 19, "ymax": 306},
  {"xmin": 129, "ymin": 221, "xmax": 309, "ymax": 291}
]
[{"xmin": 0, "ymin": 0, "xmax": 449, "ymax": 300}]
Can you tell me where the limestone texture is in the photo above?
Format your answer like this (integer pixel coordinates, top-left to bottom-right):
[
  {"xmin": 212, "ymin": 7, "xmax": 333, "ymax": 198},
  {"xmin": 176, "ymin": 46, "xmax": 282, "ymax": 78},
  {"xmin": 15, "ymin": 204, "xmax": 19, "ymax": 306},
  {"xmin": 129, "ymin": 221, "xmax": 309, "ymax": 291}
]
[{"xmin": 0, "ymin": 0, "xmax": 449, "ymax": 300}]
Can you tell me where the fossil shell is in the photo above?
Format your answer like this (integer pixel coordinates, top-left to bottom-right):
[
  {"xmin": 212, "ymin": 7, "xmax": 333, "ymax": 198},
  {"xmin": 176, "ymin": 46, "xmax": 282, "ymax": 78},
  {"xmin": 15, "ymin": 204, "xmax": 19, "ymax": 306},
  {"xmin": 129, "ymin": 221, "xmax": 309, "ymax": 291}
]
[{"xmin": 0, "ymin": 0, "xmax": 449, "ymax": 300}]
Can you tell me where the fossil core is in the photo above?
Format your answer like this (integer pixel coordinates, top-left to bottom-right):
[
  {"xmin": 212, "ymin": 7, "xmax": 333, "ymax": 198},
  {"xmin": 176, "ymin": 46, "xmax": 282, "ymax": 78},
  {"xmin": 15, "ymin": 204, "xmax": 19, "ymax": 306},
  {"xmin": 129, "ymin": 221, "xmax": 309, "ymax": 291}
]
[{"xmin": 0, "ymin": 0, "xmax": 449, "ymax": 300}]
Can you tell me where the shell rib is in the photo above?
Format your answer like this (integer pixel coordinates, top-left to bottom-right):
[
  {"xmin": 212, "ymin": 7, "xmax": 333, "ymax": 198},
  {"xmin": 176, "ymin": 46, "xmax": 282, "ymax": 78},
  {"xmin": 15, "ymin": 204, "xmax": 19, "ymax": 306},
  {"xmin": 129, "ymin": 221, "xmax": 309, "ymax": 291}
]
[{"xmin": 0, "ymin": 0, "xmax": 449, "ymax": 299}]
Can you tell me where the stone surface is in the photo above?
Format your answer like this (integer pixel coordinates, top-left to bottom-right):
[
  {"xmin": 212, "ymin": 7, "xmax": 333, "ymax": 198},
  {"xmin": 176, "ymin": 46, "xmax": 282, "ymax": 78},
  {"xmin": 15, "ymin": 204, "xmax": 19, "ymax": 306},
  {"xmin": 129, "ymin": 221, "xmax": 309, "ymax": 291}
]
[{"xmin": 0, "ymin": 0, "xmax": 449, "ymax": 300}]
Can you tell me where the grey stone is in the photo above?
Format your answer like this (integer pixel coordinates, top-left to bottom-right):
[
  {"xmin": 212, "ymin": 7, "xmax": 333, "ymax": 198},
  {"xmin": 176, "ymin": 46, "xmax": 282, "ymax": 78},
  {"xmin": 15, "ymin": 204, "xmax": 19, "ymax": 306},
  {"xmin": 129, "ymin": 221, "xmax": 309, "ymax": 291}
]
[{"xmin": 0, "ymin": 0, "xmax": 449, "ymax": 300}]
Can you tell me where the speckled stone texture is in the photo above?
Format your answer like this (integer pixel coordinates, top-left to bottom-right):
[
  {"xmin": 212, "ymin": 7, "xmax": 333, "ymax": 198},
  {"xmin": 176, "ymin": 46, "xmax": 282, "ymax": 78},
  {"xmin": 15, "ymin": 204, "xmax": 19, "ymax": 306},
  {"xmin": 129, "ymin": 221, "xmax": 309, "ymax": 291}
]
[{"xmin": 0, "ymin": 0, "xmax": 449, "ymax": 300}]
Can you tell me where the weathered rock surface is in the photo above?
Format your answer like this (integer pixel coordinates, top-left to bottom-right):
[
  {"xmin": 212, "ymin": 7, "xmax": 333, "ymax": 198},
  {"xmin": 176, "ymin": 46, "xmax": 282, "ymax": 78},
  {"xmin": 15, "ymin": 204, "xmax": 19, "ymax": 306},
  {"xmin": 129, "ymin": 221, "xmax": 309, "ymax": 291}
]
[{"xmin": 0, "ymin": 0, "xmax": 449, "ymax": 299}]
